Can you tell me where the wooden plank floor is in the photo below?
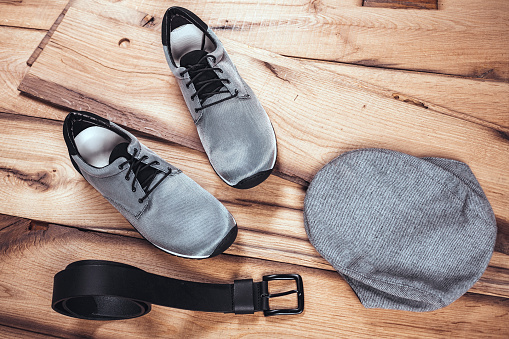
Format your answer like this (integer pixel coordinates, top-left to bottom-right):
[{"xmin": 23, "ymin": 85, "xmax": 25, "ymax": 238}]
[
  {"xmin": 0, "ymin": 0, "xmax": 67, "ymax": 30},
  {"xmin": 117, "ymin": 0, "xmax": 509, "ymax": 81},
  {"xmin": 2, "ymin": 215, "xmax": 508, "ymax": 338},
  {"xmin": 0, "ymin": 0, "xmax": 508, "ymax": 337}
]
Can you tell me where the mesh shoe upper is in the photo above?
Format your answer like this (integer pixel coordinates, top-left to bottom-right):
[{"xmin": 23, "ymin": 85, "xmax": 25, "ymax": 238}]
[{"xmin": 162, "ymin": 7, "xmax": 277, "ymax": 189}]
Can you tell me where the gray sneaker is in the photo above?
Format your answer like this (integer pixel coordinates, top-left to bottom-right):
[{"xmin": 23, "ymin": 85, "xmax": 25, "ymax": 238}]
[
  {"xmin": 162, "ymin": 7, "xmax": 277, "ymax": 189},
  {"xmin": 63, "ymin": 111, "xmax": 237, "ymax": 259}
]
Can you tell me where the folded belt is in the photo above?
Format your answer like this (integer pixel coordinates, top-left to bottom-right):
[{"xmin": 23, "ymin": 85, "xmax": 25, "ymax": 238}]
[{"xmin": 52, "ymin": 260, "xmax": 304, "ymax": 319}]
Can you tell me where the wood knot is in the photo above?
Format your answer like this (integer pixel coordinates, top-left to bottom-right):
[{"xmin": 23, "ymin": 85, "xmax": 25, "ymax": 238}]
[
  {"xmin": 140, "ymin": 14, "xmax": 155, "ymax": 28},
  {"xmin": 309, "ymin": 0, "xmax": 324, "ymax": 13},
  {"xmin": 29, "ymin": 220, "xmax": 50, "ymax": 231}
]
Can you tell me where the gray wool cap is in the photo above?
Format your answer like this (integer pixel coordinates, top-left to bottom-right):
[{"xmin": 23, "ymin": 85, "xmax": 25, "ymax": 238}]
[{"xmin": 304, "ymin": 149, "xmax": 497, "ymax": 312}]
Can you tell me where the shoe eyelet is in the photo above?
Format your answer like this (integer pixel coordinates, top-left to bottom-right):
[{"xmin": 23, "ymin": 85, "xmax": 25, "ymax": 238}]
[
  {"xmin": 118, "ymin": 165, "xmax": 123, "ymax": 170},
  {"xmin": 132, "ymin": 187, "xmax": 136, "ymax": 192},
  {"xmin": 218, "ymin": 69, "xmax": 223, "ymax": 73},
  {"xmin": 179, "ymin": 72, "xmax": 185, "ymax": 77},
  {"xmin": 155, "ymin": 161, "xmax": 160, "ymax": 165},
  {"xmin": 226, "ymin": 80, "xmax": 231, "ymax": 84},
  {"xmin": 208, "ymin": 55, "xmax": 216, "ymax": 62},
  {"xmin": 138, "ymin": 198, "xmax": 144, "ymax": 203},
  {"xmin": 125, "ymin": 175, "xmax": 130, "ymax": 181},
  {"xmin": 195, "ymin": 108, "xmax": 201, "ymax": 113}
]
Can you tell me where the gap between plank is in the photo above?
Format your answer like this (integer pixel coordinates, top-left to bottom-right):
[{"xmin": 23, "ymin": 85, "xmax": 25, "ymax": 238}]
[
  {"xmin": 0, "ymin": 24, "xmax": 47, "ymax": 32},
  {"xmin": 26, "ymin": 0, "xmax": 71, "ymax": 66}
]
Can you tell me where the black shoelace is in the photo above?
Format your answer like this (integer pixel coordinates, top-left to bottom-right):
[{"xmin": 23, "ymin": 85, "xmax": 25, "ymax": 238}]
[
  {"xmin": 118, "ymin": 148, "xmax": 171, "ymax": 203},
  {"xmin": 180, "ymin": 54, "xmax": 238, "ymax": 112}
]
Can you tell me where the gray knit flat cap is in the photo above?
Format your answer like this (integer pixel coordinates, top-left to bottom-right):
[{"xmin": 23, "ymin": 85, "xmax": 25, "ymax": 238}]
[{"xmin": 304, "ymin": 149, "xmax": 497, "ymax": 312}]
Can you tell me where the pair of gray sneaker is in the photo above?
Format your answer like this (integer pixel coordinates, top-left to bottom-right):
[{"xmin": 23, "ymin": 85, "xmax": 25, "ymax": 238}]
[{"xmin": 63, "ymin": 7, "xmax": 277, "ymax": 259}]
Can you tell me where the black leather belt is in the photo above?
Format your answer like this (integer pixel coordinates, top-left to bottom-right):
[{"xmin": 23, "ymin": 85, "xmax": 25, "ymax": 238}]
[{"xmin": 52, "ymin": 260, "xmax": 304, "ymax": 319}]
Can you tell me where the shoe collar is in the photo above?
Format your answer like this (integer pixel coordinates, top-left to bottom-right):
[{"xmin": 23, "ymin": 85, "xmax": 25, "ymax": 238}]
[
  {"xmin": 172, "ymin": 30, "xmax": 225, "ymax": 75},
  {"xmin": 65, "ymin": 111, "xmax": 142, "ymax": 172},
  {"xmin": 163, "ymin": 6, "xmax": 217, "ymax": 68}
]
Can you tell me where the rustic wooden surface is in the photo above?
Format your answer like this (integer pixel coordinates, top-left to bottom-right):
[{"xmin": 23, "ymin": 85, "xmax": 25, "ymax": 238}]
[
  {"xmin": 363, "ymin": 0, "xmax": 438, "ymax": 9},
  {"xmin": 0, "ymin": 0, "xmax": 68, "ymax": 30},
  {"xmin": 0, "ymin": 112, "xmax": 323, "ymax": 270},
  {"xmin": 0, "ymin": 0, "xmax": 508, "ymax": 337},
  {"xmin": 0, "ymin": 216, "xmax": 508, "ymax": 338},
  {"xmin": 114, "ymin": 0, "xmax": 509, "ymax": 81},
  {"xmin": 17, "ymin": 3, "xmax": 509, "ymax": 252},
  {"xmin": 2, "ymin": 111, "xmax": 508, "ymax": 296},
  {"xmin": 0, "ymin": 25, "xmax": 68, "ymax": 120},
  {"xmin": 26, "ymin": 1, "xmax": 72, "ymax": 66}
]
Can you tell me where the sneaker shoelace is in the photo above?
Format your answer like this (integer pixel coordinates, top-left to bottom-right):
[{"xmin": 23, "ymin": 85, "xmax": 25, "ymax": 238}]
[
  {"xmin": 118, "ymin": 148, "xmax": 171, "ymax": 203},
  {"xmin": 180, "ymin": 54, "xmax": 238, "ymax": 112}
]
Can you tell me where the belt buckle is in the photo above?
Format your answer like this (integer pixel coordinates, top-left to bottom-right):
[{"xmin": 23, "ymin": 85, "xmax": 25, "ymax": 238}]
[{"xmin": 262, "ymin": 274, "xmax": 304, "ymax": 316}]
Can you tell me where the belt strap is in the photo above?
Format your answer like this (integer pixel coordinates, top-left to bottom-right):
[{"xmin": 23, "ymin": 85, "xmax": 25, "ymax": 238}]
[{"xmin": 52, "ymin": 260, "xmax": 304, "ymax": 319}]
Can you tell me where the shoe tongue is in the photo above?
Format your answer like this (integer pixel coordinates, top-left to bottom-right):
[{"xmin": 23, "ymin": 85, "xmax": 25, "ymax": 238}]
[
  {"xmin": 109, "ymin": 142, "xmax": 158, "ymax": 192},
  {"xmin": 109, "ymin": 142, "xmax": 131, "ymax": 164},
  {"xmin": 180, "ymin": 49, "xmax": 208, "ymax": 68}
]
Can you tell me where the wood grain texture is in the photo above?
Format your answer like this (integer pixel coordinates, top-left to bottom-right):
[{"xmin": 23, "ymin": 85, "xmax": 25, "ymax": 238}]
[
  {"xmin": 312, "ymin": 61, "xmax": 509, "ymax": 132},
  {"xmin": 0, "ymin": 26, "xmax": 68, "ymax": 120},
  {"xmin": 0, "ymin": 217, "xmax": 507, "ymax": 338},
  {"xmin": 1, "ymin": 1, "xmax": 507, "ymax": 336},
  {"xmin": 363, "ymin": 0, "xmax": 438, "ymax": 9},
  {"xmin": 0, "ymin": 113, "xmax": 507, "ymax": 299},
  {"xmin": 496, "ymin": 219, "xmax": 509, "ymax": 254},
  {"xmin": 473, "ymin": 255, "xmax": 509, "ymax": 298},
  {"xmin": 72, "ymin": 0, "xmax": 509, "ymax": 131},
  {"xmin": 47, "ymin": 0, "xmax": 509, "ymax": 130},
  {"xmin": 117, "ymin": 0, "xmax": 509, "ymax": 81},
  {"xmin": 0, "ymin": 0, "xmax": 68, "ymax": 30},
  {"xmin": 0, "ymin": 324, "xmax": 57, "ymax": 339},
  {"xmin": 70, "ymin": 0, "xmax": 161, "ymax": 29},
  {"xmin": 17, "ymin": 6, "xmax": 509, "ymax": 250}
]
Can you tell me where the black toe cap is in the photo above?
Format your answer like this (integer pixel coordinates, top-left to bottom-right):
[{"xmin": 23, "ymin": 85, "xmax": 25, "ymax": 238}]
[
  {"xmin": 233, "ymin": 169, "xmax": 273, "ymax": 189},
  {"xmin": 208, "ymin": 225, "xmax": 238, "ymax": 258}
]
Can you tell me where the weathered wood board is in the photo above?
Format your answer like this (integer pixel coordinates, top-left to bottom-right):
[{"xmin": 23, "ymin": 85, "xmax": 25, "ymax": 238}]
[
  {"xmin": 363, "ymin": 0, "xmax": 438, "ymax": 9},
  {"xmin": 0, "ymin": 216, "xmax": 507, "ymax": 338},
  {"xmin": 0, "ymin": 112, "xmax": 507, "ymax": 300},
  {"xmin": 0, "ymin": 0, "xmax": 68, "ymax": 30},
  {"xmin": 17, "ymin": 6, "xmax": 509, "ymax": 249},
  {"xmin": 115, "ymin": 0, "xmax": 509, "ymax": 81},
  {"xmin": 0, "ymin": 0, "xmax": 508, "ymax": 336},
  {"xmin": 0, "ymin": 26, "xmax": 68, "ymax": 120},
  {"xmin": 312, "ymin": 61, "xmax": 509, "ymax": 132},
  {"xmin": 50, "ymin": 0, "xmax": 509, "ymax": 131}
]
